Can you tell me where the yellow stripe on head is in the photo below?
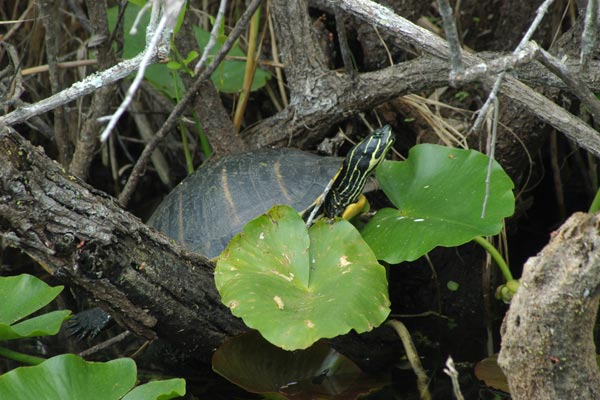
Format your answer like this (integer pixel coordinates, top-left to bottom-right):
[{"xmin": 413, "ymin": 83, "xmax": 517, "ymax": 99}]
[{"xmin": 323, "ymin": 125, "xmax": 394, "ymax": 218}]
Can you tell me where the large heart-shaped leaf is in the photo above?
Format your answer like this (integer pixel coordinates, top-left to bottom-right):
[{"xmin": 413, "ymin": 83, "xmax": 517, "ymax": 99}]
[
  {"xmin": 0, "ymin": 274, "xmax": 70, "ymax": 340},
  {"xmin": 0, "ymin": 354, "xmax": 135, "ymax": 400},
  {"xmin": 0, "ymin": 354, "xmax": 186, "ymax": 400},
  {"xmin": 361, "ymin": 144, "xmax": 514, "ymax": 263},
  {"xmin": 215, "ymin": 205, "xmax": 390, "ymax": 350}
]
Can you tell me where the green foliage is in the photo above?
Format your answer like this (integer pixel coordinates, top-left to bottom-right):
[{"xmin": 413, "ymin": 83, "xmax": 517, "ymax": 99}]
[
  {"xmin": 122, "ymin": 378, "xmax": 186, "ymax": 400},
  {"xmin": 166, "ymin": 51, "xmax": 199, "ymax": 73},
  {"xmin": 589, "ymin": 187, "xmax": 600, "ymax": 213},
  {"xmin": 192, "ymin": 26, "xmax": 270, "ymax": 93},
  {"xmin": 0, "ymin": 274, "xmax": 70, "ymax": 340},
  {"xmin": 106, "ymin": 4, "xmax": 270, "ymax": 98},
  {"xmin": 0, "ymin": 354, "xmax": 185, "ymax": 400},
  {"xmin": 454, "ymin": 91, "xmax": 470, "ymax": 101},
  {"xmin": 215, "ymin": 205, "xmax": 390, "ymax": 351},
  {"xmin": 0, "ymin": 274, "xmax": 186, "ymax": 399},
  {"xmin": 361, "ymin": 144, "xmax": 515, "ymax": 263}
]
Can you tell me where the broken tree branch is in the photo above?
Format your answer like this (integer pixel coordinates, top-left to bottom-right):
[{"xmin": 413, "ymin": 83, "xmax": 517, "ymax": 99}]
[
  {"xmin": 0, "ymin": 125, "xmax": 246, "ymax": 361},
  {"xmin": 244, "ymin": 0, "xmax": 600, "ymax": 159},
  {"xmin": 338, "ymin": 0, "xmax": 599, "ymax": 156}
]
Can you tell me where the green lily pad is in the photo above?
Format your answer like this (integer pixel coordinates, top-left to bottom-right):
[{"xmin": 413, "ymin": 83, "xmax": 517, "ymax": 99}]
[
  {"xmin": 215, "ymin": 205, "xmax": 390, "ymax": 351},
  {"xmin": 361, "ymin": 144, "xmax": 515, "ymax": 263},
  {"xmin": 0, "ymin": 274, "xmax": 70, "ymax": 340},
  {"xmin": 0, "ymin": 354, "xmax": 135, "ymax": 400},
  {"xmin": 122, "ymin": 378, "xmax": 186, "ymax": 400},
  {"xmin": 212, "ymin": 330, "xmax": 386, "ymax": 399},
  {"xmin": 0, "ymin": 354, "xmax": 186, "ymax": 400}
]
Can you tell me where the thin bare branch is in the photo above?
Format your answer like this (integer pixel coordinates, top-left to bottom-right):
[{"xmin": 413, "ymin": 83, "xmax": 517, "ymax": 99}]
[
  {"xmin": 118, "ymin": 0, "xmax": 263, "ymax": 207},
  {"xmin": 580, "ymin": 0, "xmax": 598, "ymax": 69},
  {"xmin": 443, "ymin": 357, "xmax": 465, "ymax": 400},
  {"xmin": 70, "ymin": 0, "xmax": 119, "ymax": 181},
  {"xmin": 267, "ymin": 0, "xmax": 600, "ymax": 158},
  {"xmin": 457, "ymin": 42, "xmax": 537, "ymax": 83},
  {"xmin": 99, "ymin": 14, "xmax": 168, "ymax": 141},
  {"xmin": 481, "ymin": 98, "xmax": 499, "ymax": 219},
  {"xmin": 470, "ymin": 0, "xmax": 557, "ymax": 134},
  {"xmin": 436, "ymin": 0, "xmax": 464, "ymax": 83},
  {"xmin": 386, "ymin": 320, "xmax": 432, "ymax": 400},
  {"xmin": 535, "ymin": 44, "xmax": 600, "ymax": 124},
  {"xmin": 39, "ymin": 0, "xmax": 71, "ymax": 166},
  {"xmin": 335, "ymin": 7, "xmax": 355, "ymax": 76},
  {"xmin": 100, "ymin": 0, "xmax": 185, "ymax": 142},
  {"xmin": 0, "ymin": 54, "xmax": 144, "ymax": 126},
  {"xmin": 194, "ymin": 0, "xmax": 228, "ymax": 73}
]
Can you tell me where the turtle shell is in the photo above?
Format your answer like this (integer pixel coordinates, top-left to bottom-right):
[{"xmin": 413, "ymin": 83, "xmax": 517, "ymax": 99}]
[{"xmin": 148, "ymin": 148, "xmax": 341, "ymax": 258}]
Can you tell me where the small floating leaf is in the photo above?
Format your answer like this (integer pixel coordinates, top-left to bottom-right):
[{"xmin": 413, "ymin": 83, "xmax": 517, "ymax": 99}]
[{"xmin": 212, "ymin": 330, "xmax": 387, "ymax": 399}]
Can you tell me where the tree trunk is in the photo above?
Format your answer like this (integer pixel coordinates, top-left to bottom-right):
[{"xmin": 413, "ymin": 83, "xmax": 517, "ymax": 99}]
[{"xmin": 498, "ymin": 212, "xmax": 600, "ymax": 399}]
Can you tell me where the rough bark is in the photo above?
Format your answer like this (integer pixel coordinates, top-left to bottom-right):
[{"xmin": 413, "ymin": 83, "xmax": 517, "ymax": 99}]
[
  {"xmin": 0, "ymin": 126, "xmax": 245, "ymax": 361},
  {"xmin": 242, "ymin": 56, "xmax": 452, "ymax": 148},
  {"xmin": 69, "ymin": 0, "xmax": 118, "ymax": 181},
  {"xmin": 498, "ymin": 212, "xmax": 600, "ymax": 399}
]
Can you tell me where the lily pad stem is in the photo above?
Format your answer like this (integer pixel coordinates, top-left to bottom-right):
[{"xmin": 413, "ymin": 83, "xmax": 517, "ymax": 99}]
[
  {"xmin": 0, "ymin": 346, "xmax": 45, "ymax": 365},
  {"xmin": 473, "ymin": 236, "xmax": 513, "ymax": 281},
  {"xmin": 386, "ymin": 320, "xmax": 432, "ymax": 400},
  {"xmin": 589, "ymin": 188, "xmax": 600, "ymax": 213}
]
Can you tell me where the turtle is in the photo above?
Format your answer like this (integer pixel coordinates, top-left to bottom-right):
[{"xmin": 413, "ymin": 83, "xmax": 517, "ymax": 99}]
[
  {"xmin": 68, "ymin": 125, "xmax": 394, "ymax": 337},
  {"xmin": 148, "ymin": 125, "xmax": 394, "ymax": 258}
]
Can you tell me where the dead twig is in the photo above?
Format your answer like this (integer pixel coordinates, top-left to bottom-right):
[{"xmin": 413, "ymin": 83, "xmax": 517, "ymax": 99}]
[
  {"xmin": 456, "ymin": 42, "xmax": 538, "ymax": 83},
  {"xmin": 580, "ymin": 0, "xmax": 598, "ymax": 70},
  {"xmin": 100, "ymin": 0, "xmax": 185, "ymax": 142},
  {"xmin": 118, "ymin": 0, "xmax": 263, "ymax": 207},
  {"xmin": 0, "ymin": 54, "xmax": 144, "ymax": 127},
  {"xmin": 194, "ymin": 0, "xmax": 228, "ymax": 73},
  {"xmin": 39, "ymin": 0, "xmax": 71, "ymax": 166},
  {"xmin": 469, "ymin": 0, "xmax": 557, "ymax": 134},
  {"xmin": 443, "ymin": 357, "xmax": 465, "ymax": 400},
  {"xmin": 251, "ymin": 0, "xmax": 600, "ymax": 158},
  {"xmin": 435, "ymin": 0, "xmax": 464, "ymax": 83},
  {"xmin": 534, "ymin": 44, "xmax": 600, "ymax": 124}
]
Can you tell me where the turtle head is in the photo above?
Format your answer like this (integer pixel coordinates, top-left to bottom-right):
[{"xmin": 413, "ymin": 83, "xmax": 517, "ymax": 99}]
[
  {"xmin": 323, "ymin": 125, "xmax": 395, "ymax": 218},
  {"xmin": 350, "ymin": 125, "xmax": 395, "ymax": 174}
]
